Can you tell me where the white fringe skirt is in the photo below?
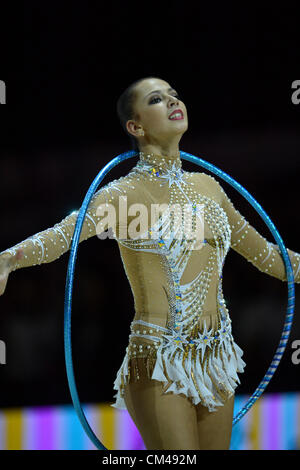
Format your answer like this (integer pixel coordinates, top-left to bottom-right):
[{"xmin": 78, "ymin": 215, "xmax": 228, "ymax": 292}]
[{"xmin": 111, "ymin": 318, "xmax": 246, "ymax": 413}]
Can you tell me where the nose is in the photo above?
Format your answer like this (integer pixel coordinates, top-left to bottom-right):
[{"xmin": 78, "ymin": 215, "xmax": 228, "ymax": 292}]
[{"xmin": 168, "ymin": 95, "xmax": 179, "ymax": 107}]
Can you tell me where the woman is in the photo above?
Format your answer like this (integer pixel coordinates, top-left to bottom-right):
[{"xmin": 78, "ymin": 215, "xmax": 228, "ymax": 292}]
[{"xmin": 0, "ymin": 77, "xmax": 299, "ymax": 450}]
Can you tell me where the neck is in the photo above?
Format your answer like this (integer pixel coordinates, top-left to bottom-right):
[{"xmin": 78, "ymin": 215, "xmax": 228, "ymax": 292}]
[
  {"xmin": 139, "ymin": 141, "xmax": 181, "ymax": 158},
  {"xmin": 138, "ymin": 149, "xmax": 182, "ymax": 171}
]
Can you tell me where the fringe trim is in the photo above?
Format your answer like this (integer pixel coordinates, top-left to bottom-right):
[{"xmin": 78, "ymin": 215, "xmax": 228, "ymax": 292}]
[{"xmin": 111, "ymin": 334, "xmax": 246, "ymax": 412}]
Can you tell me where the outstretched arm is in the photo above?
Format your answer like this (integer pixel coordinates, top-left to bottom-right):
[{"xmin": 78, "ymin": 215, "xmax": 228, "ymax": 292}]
[
  {"xmin": 0, "ymin": 175, "xmax": 135, "ymax": 273},
  {"xmin": 207, "ymin": 174, "xmax": 300, "ymax": 283}
]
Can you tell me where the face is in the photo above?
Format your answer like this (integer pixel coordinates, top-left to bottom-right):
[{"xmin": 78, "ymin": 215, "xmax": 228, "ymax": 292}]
[{"xmin": 126, "ymin": 78, "xmax": 188, "ymax": 146}]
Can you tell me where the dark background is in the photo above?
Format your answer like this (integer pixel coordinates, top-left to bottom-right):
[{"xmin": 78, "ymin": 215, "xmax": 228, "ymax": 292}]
[{"xmin": 0, "ymin": 1, "xmax": 299, "ymax": 408}]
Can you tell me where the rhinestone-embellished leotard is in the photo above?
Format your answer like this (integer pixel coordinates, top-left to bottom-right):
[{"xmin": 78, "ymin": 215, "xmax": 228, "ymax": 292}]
[{"xmin": 1, "ymin": 151, "xmax": 299, "ymax": 412}]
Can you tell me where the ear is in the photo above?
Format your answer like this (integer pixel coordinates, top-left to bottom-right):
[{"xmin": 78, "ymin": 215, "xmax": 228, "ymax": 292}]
[{"xmin": 126, "ymin": 120, "xmax": 142, "ymax": 138}]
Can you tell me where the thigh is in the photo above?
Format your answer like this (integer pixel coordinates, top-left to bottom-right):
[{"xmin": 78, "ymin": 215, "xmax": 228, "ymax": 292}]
[
  {"xmin": 123, "ymin": 358, "xmax": 200, "ymax": 450},
  {"xmin": 195, "ymin": 394, "xmax": 235, "ymax": 450}
]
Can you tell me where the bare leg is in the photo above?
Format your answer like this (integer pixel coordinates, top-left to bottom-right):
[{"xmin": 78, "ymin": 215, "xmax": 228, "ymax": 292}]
[
  {"xmin": 196, "ymin": 394, "xmax": 235, "ymax": 450},
  {"xmin": 123, "ymin": 358, "xmax": 200, "ymax": 450}
]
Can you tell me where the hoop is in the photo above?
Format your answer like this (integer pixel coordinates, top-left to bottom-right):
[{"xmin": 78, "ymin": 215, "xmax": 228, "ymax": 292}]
[{"xmin": 64, "ymin": 150, "xmax": 295, "ymax": 450}]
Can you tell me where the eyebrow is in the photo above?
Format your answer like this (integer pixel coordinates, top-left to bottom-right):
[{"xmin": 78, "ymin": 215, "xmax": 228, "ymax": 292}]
[{"xmin": 144, "ymin": 87, "xmax": 176, "ymax": 100}]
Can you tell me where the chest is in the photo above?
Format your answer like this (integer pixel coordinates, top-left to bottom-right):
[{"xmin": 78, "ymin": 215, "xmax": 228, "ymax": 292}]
[{"xmin": 143, "ymin": 173, "xmax": 229, "ymax": 242}]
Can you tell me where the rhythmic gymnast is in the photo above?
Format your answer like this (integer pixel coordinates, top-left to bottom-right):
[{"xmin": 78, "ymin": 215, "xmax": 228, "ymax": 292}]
[{"xmin": 1, "ymin": 77, "xmax": 299, "ymax": 450}]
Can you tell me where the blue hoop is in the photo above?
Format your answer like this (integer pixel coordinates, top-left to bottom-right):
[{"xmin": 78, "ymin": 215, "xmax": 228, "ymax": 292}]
[{"xmin": 64, "ymin": 150, "xmax": 295, "ymax": 450}]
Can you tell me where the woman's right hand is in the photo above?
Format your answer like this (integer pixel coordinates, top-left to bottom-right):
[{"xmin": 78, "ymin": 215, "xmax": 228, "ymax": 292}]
[{"xmin": 0, "ymin": 249, "xmax": 24, "ymax": 296}]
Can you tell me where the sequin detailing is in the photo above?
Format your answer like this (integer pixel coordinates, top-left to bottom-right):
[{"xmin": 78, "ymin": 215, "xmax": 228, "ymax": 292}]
[
  {"xmin": 112, "ymin": 152, "xmax": 240, "ymax": 411},
  {"xmin": 1, "ymin": 150, "xmax": 299, "ymax": 413},
  {"xmin": 112, "ymin": 314, "xmax": 245, "ymax": 412}
]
